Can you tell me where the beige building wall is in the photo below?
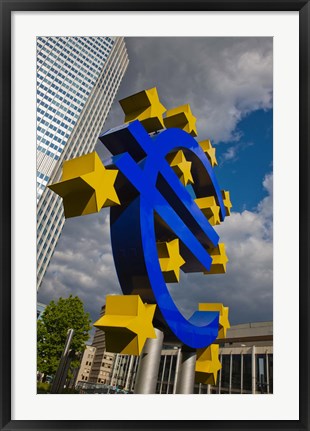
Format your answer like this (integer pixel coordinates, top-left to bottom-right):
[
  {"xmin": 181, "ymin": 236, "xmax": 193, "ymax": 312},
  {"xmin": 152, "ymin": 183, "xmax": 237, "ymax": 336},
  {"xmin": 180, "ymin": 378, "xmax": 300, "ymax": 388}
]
[
  {"xmin": 76, "ymin": 345, "xmax": 96, "ymax": 384},
  {"xmin": 88, "ymin": 305, "xmax": 116, "ymax": 384}
]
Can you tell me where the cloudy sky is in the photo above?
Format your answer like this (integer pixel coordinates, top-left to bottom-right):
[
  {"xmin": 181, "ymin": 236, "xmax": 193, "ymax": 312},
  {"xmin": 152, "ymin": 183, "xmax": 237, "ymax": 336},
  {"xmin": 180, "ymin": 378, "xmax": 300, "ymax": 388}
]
[{"xmin": 38, "ymin": 37, "xmax": 273, "ymax": 334}]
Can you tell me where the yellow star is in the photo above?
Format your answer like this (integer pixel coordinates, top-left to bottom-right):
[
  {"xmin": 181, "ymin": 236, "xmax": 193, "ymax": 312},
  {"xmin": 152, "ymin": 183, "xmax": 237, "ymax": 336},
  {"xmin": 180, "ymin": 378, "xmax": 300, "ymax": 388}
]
[
  {"xmin": 93, "ymin": 295, "xmax": 157, "ymax": 356},
  {"xmin": 48, "ymin": 152, "xmax": 120, "ymax": 218},
  {"xmin": 199, "ymin": 139, "xmax": 218, "ymax": 167},
  {"xmin": 195, "ymin": 196, "xmax": 221, "ymax": 225},
  {"xmin": 195, "ymin": 344, "xmax": 221, "ymax": 385},
  {"xmin": 222, "ymin": 190, "xmax": 232, "ymax": 216},
  {"xmin": 119, "ymin": 87, "xmax": 166, "ymax": 133},
  {"xmin": 167, "ymin": 150, "xmax": 194, "ymax": 186},
  {"xmin": 157, "ymin": 238, "xmax": 185, "ymax": 283},
  {"xmin": 163, "ymin": 104, "xmax": 197, "ymax": 137},
  {"xmin": 204, "ymin": 243, "xmax": 228, "ymax": 274},
  {"xmin": 198, "ymin": 303, "xmax": 230, "ymax": 338}
]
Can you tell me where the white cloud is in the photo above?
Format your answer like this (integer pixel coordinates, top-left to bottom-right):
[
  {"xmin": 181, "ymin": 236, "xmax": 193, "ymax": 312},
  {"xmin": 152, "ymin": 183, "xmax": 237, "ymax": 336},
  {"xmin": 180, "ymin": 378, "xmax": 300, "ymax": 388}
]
[
  {"xmin": 38, "ymin": 210, "xmax": 122, "ymax": 322},
  {"xmin": 220, "ymin": 141, "xmax": 254, "ymax": 165},
  {"xmin": 102, "ymin": 37, "xmax": 272, "ymax": 145},
  {"xmin": 257, "ymin": 172, "xmax": 273, "ymax": 221},
  {"xmin": 221, "ymin": 146, "xmax": 238, "ymax": 162},
  {"xmin": 170, "ymin": 172, "xmax": 273, "ymax": 324}
]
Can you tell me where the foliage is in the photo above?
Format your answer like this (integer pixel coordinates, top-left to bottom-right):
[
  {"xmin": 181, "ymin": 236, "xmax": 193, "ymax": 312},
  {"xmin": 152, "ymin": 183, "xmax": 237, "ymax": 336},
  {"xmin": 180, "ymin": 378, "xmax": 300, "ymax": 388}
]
[
  {"xmin": 62, "ymin": 387, "xmax": 80, "ymax": 394},
  {"xmin": 37, "ymin": 295, "xmax": 91, "ymax": 377},
  {"xmin": 37, "ymin": 381, "xmax": 51, "ymax": 393}
]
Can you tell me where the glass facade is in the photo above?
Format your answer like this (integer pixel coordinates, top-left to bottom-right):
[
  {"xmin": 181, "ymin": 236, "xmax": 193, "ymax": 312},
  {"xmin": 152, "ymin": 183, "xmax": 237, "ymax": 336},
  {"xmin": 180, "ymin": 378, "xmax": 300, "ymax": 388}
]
[
  {"xmin": 243, "ymin": 354, "xmax": 252, "ymax": 392},
  {"xmin": 37, "ymin": 36, "xmax": 117, "ymax": 200},
  {"xmin": 211, "ymin": 349, "xmax": 273, "ymax": 394},
  {"xmin": 37, "ymin": 302, "xmax": 46, "ymax": 319},
  {"xmin": 36, "ymin": 37, "xmax": 129, "ymax": 289},
  {"xmin": 268, "ymin": 353, "xmax": 273, "ymax": 393},
  {"xmin": 220, "ymin": 354, "xmax": 230, "ymax": 393},
  {"xmin": 231, "ymin": 354, "xmax": 241, "ymax": 392}
]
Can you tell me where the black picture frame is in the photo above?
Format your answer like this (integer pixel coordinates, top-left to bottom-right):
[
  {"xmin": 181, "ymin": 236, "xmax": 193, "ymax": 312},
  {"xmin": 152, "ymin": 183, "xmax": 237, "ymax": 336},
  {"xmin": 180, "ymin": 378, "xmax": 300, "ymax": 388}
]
[{"xmin": 1, "ymin": 1, "xmax": 309, "ymax": 430}]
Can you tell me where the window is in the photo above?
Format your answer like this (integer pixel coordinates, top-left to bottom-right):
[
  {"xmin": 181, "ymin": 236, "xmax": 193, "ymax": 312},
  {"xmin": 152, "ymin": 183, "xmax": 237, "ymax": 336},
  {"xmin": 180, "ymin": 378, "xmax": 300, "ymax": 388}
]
[
  {"xmin": 221, "ymin": 355, "xmax": 230, "ymax": 391},
  {"xmin": 256, "ymin": 354, "xmax": 267, "ymax": 394},
  {"xmin": 231, "ymin": 355, "xmax": 241, "ymax": 392},
  {"xmin": 243, "ymin": 354, "xmax": 252, "ymax": 392},
  {"xmin": 268, "ymin": 354, "xmax": 273, "ymax": 393}
]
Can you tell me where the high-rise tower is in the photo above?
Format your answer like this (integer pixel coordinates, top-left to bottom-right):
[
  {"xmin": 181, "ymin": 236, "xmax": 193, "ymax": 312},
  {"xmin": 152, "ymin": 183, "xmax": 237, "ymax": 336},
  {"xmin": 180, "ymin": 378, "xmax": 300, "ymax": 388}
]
[{"xmin": 36, "ymin": 36, "xmax": 129, "ymax": 289}]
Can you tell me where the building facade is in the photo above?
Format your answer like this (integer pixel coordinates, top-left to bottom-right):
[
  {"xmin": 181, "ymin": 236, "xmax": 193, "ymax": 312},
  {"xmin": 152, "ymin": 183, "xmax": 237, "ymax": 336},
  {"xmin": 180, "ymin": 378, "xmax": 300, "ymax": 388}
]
[
  {"xmin": 88, "ymin": 306, "xmax": 116, "ymax": 385},
  {"xmin": 109, "ymin": 354, "xmax": 140, "ymax": 392},
  {"xmin": 75, "ymin": 345, "xmax": 96, "ymax": 384},
  {"xmin": 212, "ymin": 321, "xmax": 273, "ymax": 395},
  {"xmin": 36, "ymin": 36, "xmax": 129, "ymax": 289},
  {"xmin": 37, "ymin": 302, "xmax": 46, "ymax": 319},
  {"xmin": 75, "ymin": 319, "xmax": 273, "ymax": 395}
]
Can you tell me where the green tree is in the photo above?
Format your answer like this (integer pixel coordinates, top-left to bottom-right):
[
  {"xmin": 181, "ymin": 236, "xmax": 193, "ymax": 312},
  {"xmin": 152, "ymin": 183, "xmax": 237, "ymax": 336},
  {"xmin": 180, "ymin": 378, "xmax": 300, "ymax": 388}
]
[{"xmin": 37, "ymin": 295, "xmax": 92, "ymax": 377}]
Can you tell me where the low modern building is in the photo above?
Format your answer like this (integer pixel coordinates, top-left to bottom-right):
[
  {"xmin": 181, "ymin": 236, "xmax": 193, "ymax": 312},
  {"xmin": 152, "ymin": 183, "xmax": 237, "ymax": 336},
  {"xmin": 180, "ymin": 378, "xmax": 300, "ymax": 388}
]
[{"xmin": 212, "ymin": 321, "xmax": 273, "ymax": 395}]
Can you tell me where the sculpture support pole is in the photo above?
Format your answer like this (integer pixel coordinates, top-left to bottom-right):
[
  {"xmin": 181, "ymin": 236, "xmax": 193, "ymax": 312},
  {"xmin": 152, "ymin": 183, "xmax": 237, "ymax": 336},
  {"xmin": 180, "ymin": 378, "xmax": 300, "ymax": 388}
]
[
  {"xmin": 172, "ymin": 347, "xmax": 182, "ymax": 394},
  {"xmin": 252, "ymin": 345, "xmax": 256, "ymax": 394},
  {"xmin": 134, "ymin": 328, "xmax": 164, "ymax": 394},
  {"xmin": 51, "ymin": 328, "xmax": 74, "ymax": 394},
  {"xmin": 175, "ymin": 350, "xmax": 197, "ymax": 394}
]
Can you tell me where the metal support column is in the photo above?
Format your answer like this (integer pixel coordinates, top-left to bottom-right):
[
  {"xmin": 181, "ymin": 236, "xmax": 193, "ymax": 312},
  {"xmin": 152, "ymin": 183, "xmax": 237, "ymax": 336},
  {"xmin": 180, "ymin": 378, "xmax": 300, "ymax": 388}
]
[
  {"xmin": 266, "ymin": 353, "xmax": 270, "ymax": 394},
  {"xmin": 51, "ymin": 328, "xmax": 74, "ymax": 394},
  {"xmin": 134, "ymin": 328, "xmax": 164, "ymax": 394},
  {"xmin": 240, "ymin": 353, "xmax": 244, "ymax": 394},
  {"xmin": 130, "ymin": 356, "xmax": 139, "ymax": 392},
  {"xmin": 229, "ymin": 353, "xmax": 233, "ymax": 394},
  {"xmin": 175, "ymin": 350, "xmax": 197, "ymax": 394},
  {"xmin": 166, "ymin": 354, "xmax": 174, "ymax": 394},
  {"xmin": 124, "ymin": 355, "xmax": 134, "ymax": 391},
  {"xmin": 158, "ymin": 355, "xmax": 167, "ymax": 394},
  {"xmin": 219, "ymin": 353, "xmax": 222, "ymax": 394},
  {"xmin": 173, "ymin": 347, "xmax": 182, "ymax": 394},
  {"xmin": 252, "ymin": 345, "xmax": 256, "ymax": 394}
]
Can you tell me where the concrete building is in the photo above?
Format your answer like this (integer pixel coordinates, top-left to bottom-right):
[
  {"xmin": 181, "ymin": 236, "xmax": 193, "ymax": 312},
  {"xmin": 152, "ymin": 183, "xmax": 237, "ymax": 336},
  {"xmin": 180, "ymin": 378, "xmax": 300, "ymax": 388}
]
[
  {"xmin": 36, "ymin": 36, "xmax": 129, "ymax": 289},
  {"xmin": 75, "ymin": 345, "xmax": 96, "ymax": 384},
  {"xmin": 88, "ymin": 306, "xmax": 116, "ymax": 385}
]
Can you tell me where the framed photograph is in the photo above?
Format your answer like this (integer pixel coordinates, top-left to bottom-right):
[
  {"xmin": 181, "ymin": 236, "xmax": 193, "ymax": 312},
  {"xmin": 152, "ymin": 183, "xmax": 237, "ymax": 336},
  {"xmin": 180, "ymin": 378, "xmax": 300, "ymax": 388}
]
[{"xmin": 1, "ymin": 1, "xmax": 309, "ymax": 430}]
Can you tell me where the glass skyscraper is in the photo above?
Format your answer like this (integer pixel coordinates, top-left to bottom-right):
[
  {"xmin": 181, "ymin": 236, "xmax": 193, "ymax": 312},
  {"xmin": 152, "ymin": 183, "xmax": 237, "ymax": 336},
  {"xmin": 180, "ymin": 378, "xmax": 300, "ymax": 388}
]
[{"xmin": 36, "ymin": 36, "xmax": 129, "ymax": 289}]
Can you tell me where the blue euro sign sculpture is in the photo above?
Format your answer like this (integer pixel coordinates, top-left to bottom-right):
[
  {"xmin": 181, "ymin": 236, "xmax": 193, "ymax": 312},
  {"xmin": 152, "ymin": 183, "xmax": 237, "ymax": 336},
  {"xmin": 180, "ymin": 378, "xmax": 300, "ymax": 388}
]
[{"xmin": 99, "ymin": 120, "xmax": 227, "ymax": 349}]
